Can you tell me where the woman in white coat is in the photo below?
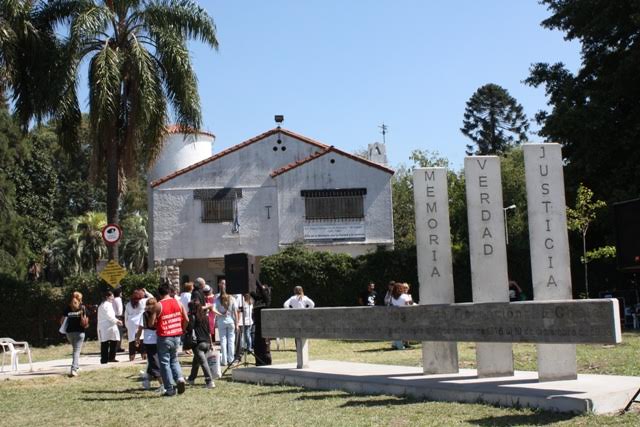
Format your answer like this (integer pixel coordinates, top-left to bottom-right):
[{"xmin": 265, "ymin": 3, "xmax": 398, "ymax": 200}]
[
  {"xmin": 124, "ymin": 289, "xmax": 151, "ymax": 361},
  {"xmin": 98, "ymin": 290, "xmax": 123, "ymax": 364}
]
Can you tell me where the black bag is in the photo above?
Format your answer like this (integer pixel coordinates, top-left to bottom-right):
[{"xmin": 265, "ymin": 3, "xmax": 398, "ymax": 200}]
[{"xmin": 182, "ymin": 315, "xmax": 197, "ymax": 350}]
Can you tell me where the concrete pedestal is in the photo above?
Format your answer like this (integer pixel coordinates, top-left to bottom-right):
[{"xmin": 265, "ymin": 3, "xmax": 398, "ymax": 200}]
[{"xmin": 233, "ymin": 360, "xmax": 640, "ymax": 414}]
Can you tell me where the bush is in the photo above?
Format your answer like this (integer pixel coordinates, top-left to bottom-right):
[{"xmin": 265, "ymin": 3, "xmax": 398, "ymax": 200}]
[
  {"xmin": 0, "ymin": 271, "xmax": 162, "ymax": 345},
  {"xmin": 0, "ymin": 274, "xmax": 66, "ymax": 345},
  {"xmin": 260, "ymin": 245, "xmax": 357, "ymax": 307}
]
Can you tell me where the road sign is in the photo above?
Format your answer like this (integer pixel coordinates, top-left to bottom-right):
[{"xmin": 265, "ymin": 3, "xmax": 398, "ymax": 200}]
[
  {"xmin": 99, "ymin": 260, "xmax": 127, "ymax": 288},
  {"xmin": 102, "ymin": 224, "xmax": 122, "ymax": 245}
]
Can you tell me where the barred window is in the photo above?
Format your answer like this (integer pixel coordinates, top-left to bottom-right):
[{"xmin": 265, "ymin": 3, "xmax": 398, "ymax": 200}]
[
  {"xmin": 302, "ymin": 188, "xmax": 366, "ymax": 220},
  {"xmin": 201, "ymin": 199, "xmax": 234, "ymax": 223},
  {"xmin": 195, "ymin": 188, "xmax": 241, "ymax": 223}
]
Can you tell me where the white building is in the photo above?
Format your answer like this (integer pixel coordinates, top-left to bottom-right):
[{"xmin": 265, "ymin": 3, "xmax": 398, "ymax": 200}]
[{"xmin": 150, "ymin": 126, "xmax": 394, "ymax": 284}]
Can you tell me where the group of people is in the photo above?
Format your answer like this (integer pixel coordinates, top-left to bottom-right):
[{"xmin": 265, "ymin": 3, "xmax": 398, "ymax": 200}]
[
  {"xmin": 60, "ymin": 277, "xmax": 267, "ymax": 396},
  {"xmin": 357, "ymin": 280, "xmax": 416, "ymax": 308}
]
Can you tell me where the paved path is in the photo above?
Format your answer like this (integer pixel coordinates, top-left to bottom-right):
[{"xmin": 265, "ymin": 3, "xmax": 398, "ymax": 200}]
[{"xmin": 0, "ymin": 353, "xmax": 146, "ymax": 381}]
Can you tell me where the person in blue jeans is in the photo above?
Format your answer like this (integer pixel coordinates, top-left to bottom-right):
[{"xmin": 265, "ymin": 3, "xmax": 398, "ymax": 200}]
[
  {"xmin": 214, "ymin": 289, "xmax": 238, "ymax": 365},
  {"xmin": 63, "ymin": 291, "xmax": 88, "ymax": 377},
  {"xmin": 154, "ymin": 283, "xmax": 189, "ymax": 397}
]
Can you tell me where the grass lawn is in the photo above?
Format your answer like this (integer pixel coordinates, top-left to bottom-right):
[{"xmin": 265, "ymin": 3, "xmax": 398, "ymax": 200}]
[{"xmin": 3, "ymin": 333, "xmax": 640, "ymax": 426}]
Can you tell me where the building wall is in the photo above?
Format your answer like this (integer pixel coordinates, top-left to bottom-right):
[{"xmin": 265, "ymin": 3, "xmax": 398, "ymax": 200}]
[
  {"xmin": 275, "ymin": 152, "xmax": 394, "ymax": 251},
  {"xmin": 152, "ymin": 132, "xmax": 394, "ymax": 264},
  {"xmin": 153, "ymin": 132, "xmax": 320, "ymax": 261}
]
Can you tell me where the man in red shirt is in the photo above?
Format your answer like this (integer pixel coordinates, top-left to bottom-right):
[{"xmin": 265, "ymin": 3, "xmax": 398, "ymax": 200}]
[{"xmin": 155, "ymin": 283, "xmax": 189, "ymax": 396}]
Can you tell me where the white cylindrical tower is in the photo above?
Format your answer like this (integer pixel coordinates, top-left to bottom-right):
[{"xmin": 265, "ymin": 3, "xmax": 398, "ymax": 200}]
[
  {"xmin": 148, "ymin": 126, "xmax": 214, "ymax": 269},
  {"xmin": 148, "ymin": 126, "xmax": 215, "ymax": 183}
]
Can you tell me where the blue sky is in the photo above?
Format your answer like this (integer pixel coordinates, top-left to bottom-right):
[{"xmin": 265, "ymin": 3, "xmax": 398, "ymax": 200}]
[{"xmin": 88, "ymin": 1, "xmax": 583, "ymax": 171}]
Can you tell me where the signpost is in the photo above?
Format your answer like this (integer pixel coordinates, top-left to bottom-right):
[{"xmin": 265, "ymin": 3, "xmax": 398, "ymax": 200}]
[{"xmin": 99, "ymin": 259, "xmax": 127, "ymax": 288}]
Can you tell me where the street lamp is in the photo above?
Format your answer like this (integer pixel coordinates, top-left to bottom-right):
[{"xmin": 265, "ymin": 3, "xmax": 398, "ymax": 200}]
[{"xmin": 503, "ymin": 204, "xmax": 516, "ymax": 245}]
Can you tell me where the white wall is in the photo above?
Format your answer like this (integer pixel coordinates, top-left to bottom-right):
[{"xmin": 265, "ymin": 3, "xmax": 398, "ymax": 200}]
[
  {"xmin": 275, "ymin": 151, "xmax": 394, "ymax": 250},
  {"xmin": 153, "ymin": 132, "xmax": 321, "ymax": 261},
  {"xmin": 152, "ymin": 132, "xmax": 394, "ymax": 262}
]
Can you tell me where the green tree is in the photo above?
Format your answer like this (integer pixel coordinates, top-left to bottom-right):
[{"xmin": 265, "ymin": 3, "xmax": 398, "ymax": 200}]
[
  {"xmin": 461, "ymin": 83, "xmax": 529, "ymax": 156},
  {"xmin": 567, "ymin": 184, "xmax": 606, "ymax": 298},
  {"xmin": 392, "ymin": 150, "xmax": 451, "ymax": 249},
  {"xmin": 0, "ymin": 0, "xmax": 61, "ymax": 125},
  {"xmin": 8, "ymin": 124, "xmax": 59, "ymax": 260},
  {"xmin": 525, "ymin": 0, "xmax": 640, "ymax": 206},
  {"xmin": 0, "ymin": 104, "xmax": 29, "ymax": 276},
  {"xmin": 40, "ymin": 0, "xmax": 218, "ymax": 260}
]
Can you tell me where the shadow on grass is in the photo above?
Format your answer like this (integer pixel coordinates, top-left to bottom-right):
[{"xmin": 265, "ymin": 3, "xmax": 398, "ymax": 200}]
[
  {"xmin": 252, "ymin": 387, "xmax": 315, "ymax": 396},
  {"xmin": 80, "ymin": 388, "xmax": 162, "ymax": 401},
  {"xmin": 337, "ymin": 396, "xmax": 419, "ymax": 408},
  {"xmin": 468, "ymin": 413, "xmax": 576, "ymax": 426},
  {"xmin": 295, "ymin": 392, "xmax": 351, "ymax": 401},
  {"xmin": 355, "ymin": 347, "xmax": 401, "ymax": 353},
  {"xmin": 82, "ymin": 388, "xmax": 148, "ymax": 394}
]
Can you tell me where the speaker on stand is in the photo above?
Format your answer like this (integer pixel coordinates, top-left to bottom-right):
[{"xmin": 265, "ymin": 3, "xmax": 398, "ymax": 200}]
[{"xmin": 222, "ymin": 253, "xmax": 260, "ymax": 372}]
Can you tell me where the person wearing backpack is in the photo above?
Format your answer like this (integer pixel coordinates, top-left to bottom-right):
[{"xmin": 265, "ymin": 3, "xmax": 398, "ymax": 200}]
[{"xmin": 185, "ymin": 300, "xmax": 215, "ymax": 389}]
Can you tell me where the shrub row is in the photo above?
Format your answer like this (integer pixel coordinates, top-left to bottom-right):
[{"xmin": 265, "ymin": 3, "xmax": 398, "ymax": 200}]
[{"xmin": 0, "ymin": 271, "xmax": 159, "ymax": 345}]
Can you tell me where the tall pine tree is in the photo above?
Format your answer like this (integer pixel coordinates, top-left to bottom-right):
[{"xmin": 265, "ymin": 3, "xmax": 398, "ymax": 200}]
[{"xmin": 461, "ymin": 83, "xmax": 529, "ymax": 155}]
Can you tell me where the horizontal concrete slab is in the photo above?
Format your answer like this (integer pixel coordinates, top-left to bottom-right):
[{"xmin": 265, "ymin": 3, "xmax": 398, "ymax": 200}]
[
  {"xmin": 232, "ymin": 360, "xmax": 640, "ymax": 414},
  {"xmin": 262, "ymin": 299, "xmax": 621, "ymax": 344}
]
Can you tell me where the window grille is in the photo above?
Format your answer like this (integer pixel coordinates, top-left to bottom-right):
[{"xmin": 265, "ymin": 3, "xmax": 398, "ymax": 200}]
[
  {"xmin": 194, "ymin": 188, "xmax": 242, "ymax": 223},
  {"xmin": 201, "ymin": 198, "xmax": 234, "ymax": 223},
  {"xmin": 302, "ymin": 188, "xmax": 366, "ymax": 220}
]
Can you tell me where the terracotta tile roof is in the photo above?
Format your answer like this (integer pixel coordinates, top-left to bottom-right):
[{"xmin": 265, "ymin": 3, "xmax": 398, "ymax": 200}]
[
  {"xmin": 270, "ymin": 146, "xmax": 395, "ymax": 177},
  {"xmin": 150, "ymin": 127, "xmax": 329, "ymax": 187},
  {"xmin": 165, "ymin": 124, "xmax": 216, "ymax": 139}
]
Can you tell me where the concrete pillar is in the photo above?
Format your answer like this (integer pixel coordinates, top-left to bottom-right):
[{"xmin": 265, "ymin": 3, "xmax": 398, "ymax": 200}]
[
  {"xmin": 296, "ymin": 338, "xmax": 309, "ymax": 369},
  {"xmin": 464, "ymin": 156, "xmax": 514, "ymax": 377},
  {"xmin": 523, "ymin": 143, "xmax": 577, "ymax": 381},
  {"xmin": 413, "ymin": 167, "xmax": 459, "ymax": 374}
]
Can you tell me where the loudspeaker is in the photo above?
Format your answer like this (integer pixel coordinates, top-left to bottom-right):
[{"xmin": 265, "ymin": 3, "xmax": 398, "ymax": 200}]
[
  {"xmin": 224, "ymin": 253, "xmax": 257, "ymax": 294},
  {"xmin": 613, "ymin": 198, "xmax": 640, "ymax": 272}
]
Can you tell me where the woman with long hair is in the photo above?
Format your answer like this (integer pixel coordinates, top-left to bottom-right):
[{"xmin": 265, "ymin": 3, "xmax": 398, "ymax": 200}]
[
  {"xmin": 186, "ymin": 300, "xmax": 215, "ymax": 388},
  {"xmin": 136, "ymin": 298, "xmax": 163, "ymax": 393},
  {"xmin": 214, "ymin": 289, "xmax": 238, "ymax": 366},
  {"xmin": 62, "ymin": 291, "xmax": 88, "ymax": 377},
  {"xmin": 283, "ymin": 286, "xmax": 315, "ymax": 309},
  {"xmin": 390, "ymin": 283, "xmax": 413, "ymax": 350},
  {"xmin": 97, "ymin": 290, "xmax": 122, "ymax": 364}
]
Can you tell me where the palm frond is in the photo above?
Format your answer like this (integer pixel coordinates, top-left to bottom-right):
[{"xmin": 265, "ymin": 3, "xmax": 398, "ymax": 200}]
[{"xmin": 143, "ymin": 0, "xmax": 218, "ymax": 48}]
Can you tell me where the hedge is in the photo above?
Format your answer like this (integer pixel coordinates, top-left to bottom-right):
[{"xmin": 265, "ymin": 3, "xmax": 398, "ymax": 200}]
[{"xmin": 0, "ymin": 271, "xmax": 160, "ymax": 345}]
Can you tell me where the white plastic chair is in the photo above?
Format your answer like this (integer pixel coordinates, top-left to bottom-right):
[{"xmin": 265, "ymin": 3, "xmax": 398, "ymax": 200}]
[{"xmin": 0, "ymin": 338, "xmax": 33, "ymax": 372}]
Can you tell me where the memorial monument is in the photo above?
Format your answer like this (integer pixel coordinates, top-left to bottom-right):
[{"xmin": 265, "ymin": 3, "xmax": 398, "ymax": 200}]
[{"xmin": 233, "ymin": 144, "xmax": 640, "ymax": 414}]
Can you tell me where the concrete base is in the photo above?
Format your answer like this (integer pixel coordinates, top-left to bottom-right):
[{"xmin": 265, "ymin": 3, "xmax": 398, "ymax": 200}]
[{"xmin": 232, "ymin": 360, "xmax": 640, "ymax": 414}]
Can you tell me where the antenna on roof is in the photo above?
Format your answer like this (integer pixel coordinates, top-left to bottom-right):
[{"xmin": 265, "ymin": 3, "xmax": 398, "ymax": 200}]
[
  {"xmin": 378, "ymin": 122, "xmax": 388, "ymax": 144},
  {"xmin": 275, "ymin": 115, "xmax": 284, "ymax": 128}
]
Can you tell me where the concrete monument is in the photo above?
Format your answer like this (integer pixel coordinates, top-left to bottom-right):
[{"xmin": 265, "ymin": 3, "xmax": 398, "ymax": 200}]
[
  {"xmin": 464, "ymin": 156, "xmax": 513, "ymax": 377},
  {"xmin": 524, "ymin": 143, "xmax": 577, "ymax": 381},
  {"xmin": 413, "ymin": 167, "xmax": 458, "ymax": 374}
]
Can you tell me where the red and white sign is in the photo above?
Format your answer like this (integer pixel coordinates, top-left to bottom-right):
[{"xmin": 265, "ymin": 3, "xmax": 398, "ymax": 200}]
[{"xmin": 101, "ymin": 224, "xmax": 123, "ymax": 245}]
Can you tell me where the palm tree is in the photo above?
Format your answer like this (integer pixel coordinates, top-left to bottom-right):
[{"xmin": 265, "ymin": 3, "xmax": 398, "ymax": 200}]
[
  {"xmin": 120, "ymin": 211, "xmax": 148, "ymax": 273},
  {"xmin": 38, "ymin": 0, "xmax": 218, "ymax": 260},
  {"xmin": 0, "ymin": 0, "xmax": 61, "ymax": 125},
  {"xmin": 68, "ymin": 211, "xmax": 107, "ymax": 272}
]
